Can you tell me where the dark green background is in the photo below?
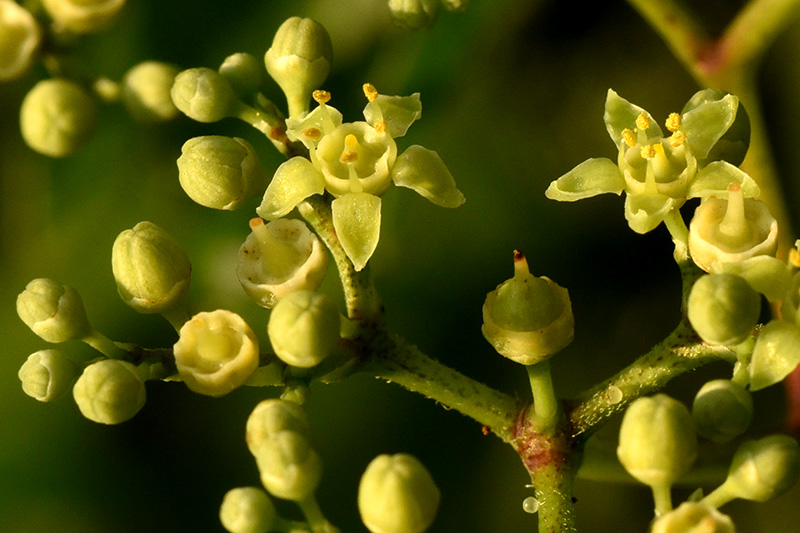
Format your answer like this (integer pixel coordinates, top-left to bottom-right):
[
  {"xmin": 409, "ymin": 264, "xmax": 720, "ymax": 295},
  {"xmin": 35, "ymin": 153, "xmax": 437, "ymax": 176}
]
[{"xmin": 3, "ymin": 0, "xmax": 800, "ymax": 531}]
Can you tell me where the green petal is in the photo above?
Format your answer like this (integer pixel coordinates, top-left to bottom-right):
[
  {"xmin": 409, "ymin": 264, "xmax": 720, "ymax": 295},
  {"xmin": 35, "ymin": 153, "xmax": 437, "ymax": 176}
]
[
  {"xmin": 257, "ymin": 157, "xmax": 325, "ymax": 220},
  {"xmin": 681, "ymin": 93, "xmax": 738, "ymax": 160},
  {"xmin": 712, "ymin": 256, "xmax": 792, "ymax": 302},
  {"xmin": 285, "ymin": 104, "xmax": 343, "ymax": 149},
  {"xmin": 363, "ymin": 93, "xmax": 422, "ymax": 138},
  {"xmin": 545, "ymin": 158, "xmax": 624, "ymax": 201},
  {"xmin": 687, "ymin": 161, "xmax": 760, "ymax": 201},
  {"xmin": 332, "ymin": 193, "xmax": 382, "ymax": 271},
  {"xmin": 604, "ymin": 89, "xmax": 662, "ymax": 145},
  {"xmin": 391, "ymin": 145, "xmax": 465, "ymax": 208},
  {"xmin": 624, "ymin": 193, "xmax": 675, "ymax": 234},
  {"xmin": 749, "ymin": 320, "xmax": 800, "ymax": 391}
]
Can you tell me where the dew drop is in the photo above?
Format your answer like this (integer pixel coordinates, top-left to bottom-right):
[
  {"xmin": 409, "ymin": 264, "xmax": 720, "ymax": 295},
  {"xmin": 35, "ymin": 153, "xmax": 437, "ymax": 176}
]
[
  {"xmin": 606, "ymin": 386, "xmax": 623, "ymax": 405},
  {"xmin": 522, "ymin": 496, "xmax": 539, "ymax": 514}
]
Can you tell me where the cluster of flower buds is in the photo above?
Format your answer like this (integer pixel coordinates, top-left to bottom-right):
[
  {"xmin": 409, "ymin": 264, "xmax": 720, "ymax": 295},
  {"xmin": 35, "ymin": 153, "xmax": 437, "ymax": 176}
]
[
  {"xmin": 358, "ymin": 453, "xmax": 440, "ymax": 533},
  {"xmin": 245, "ymin": 399, "xmax": 323, "ymax": 502}
]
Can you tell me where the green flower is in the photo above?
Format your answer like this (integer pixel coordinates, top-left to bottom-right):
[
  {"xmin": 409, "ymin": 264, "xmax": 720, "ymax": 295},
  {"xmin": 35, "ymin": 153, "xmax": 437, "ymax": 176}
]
[
  {"xmin": 546, "ymin": 89, "xmax": 748, "ymax": 234},
  {"xmin": 258, "ymin": 86, "xmax": 464, "ymax": 270}
]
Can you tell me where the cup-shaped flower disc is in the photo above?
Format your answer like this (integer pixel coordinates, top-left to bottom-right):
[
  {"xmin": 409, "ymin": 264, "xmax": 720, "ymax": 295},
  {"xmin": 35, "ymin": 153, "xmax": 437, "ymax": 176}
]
[
  {"xmin": 391, "ymin": 145, "xmax": 465, "ymax": 207},
  {"xmin": 748, "ymin": 320, "xmax": 800, "ymax": 391},
  {"xmin": 332, "ymin": 192, "xmax": 382, "ymax": 271},
  {"xmin": 73, "ymin": 359, "xmax": 146, "ymax": 424},
  {"xmin": 238, "ymin": 218, "xmax": 328, "ymax": 309},
  {"xmin": 173, "ymin": 310, "xmax": 259, "ymax": 396},
  {"xmin": 257, "ymin": 157, "xmax": 325, "ymax": 220},
  {"xmin": 312, "ymin": 122, "xmax": 397, "ymax": 197}
]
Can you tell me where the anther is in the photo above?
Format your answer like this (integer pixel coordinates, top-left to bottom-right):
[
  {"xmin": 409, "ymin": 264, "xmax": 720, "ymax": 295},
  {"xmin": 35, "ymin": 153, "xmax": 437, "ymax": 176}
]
[
  {"xmin": 635, "ymin": 112, "xmax": 651, "ymax": 131},
  {"xmin": 374, "ymin": 120, "xmax": 387, "ymax": 134},
  {"xmin": 363, "ymin": 83, "xmax": 379, "ymax": 102},
  {"xmin": 313, "ymin": 90, "xmax": 331, "ymax": 104},
  {"xmin": 303, "ymin": 127, "xmax": 322, "ymax": 140},
  {"xmin": 670, "ymin": 130, "xmax": 686, "ymax": 148},
  {"xmin": 640, "ymin": 144, "xmax": 656, "ymax": 159},
  {"xmin": 665, "ymin": 112, "xmax": 682, "ymax": 133},
  {"xmin": 621, "ymin": 129, "xmax": 637, "ymax": 147}
]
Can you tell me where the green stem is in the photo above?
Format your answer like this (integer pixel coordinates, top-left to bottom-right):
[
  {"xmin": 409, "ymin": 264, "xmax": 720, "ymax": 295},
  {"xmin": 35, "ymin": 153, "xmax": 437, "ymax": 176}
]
[
  {"xmin": 527, "ymin": 361, "xmax": 559, "ymax": 431},
  {"xmin": 234, "ymin": 102, "xmax": 303, "ymax": 157},
  {"xmin": 568, "ymin": 319, "xmax": 736, "ymax": 439},
  {"xmin": 81, "ymin": 328, "xmax": 129, "ymax": 359},
  {"xmin": 296, "ymin": 495, "xmax": 339, "ymax": 533},
  {"xmin": 297, "ymin": 196, "xmax": 382, "ymax": 322},
  {"xmin": 651, "ymin": 482, "xmax": 674, "ymax": 517},
  {"xmin": 363, "ymin": 330, "xmax": 521, "ymax": 443},
  {"xmin": 703, "ymin": 482, "xmax": 737, "ymax": 509}
]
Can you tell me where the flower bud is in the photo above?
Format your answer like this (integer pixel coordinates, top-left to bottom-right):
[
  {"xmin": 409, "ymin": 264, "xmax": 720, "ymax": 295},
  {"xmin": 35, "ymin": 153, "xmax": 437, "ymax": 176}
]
[
  {"xmin": 171, "ymin": 67, "xmax": 237, "ymax": 123},
  {"xmin": 18, "ymin": 349, "xmax": 78, "ymax": 402},
  {"xmin": 358, "ymin": 453, "xmax": 440, "ymax": 533},
  {"xmin": 42, "ymin": 0, "xmax": 126, "ymax": 34},
  {"xmin": 238, "ymin": 218, "xmax": 328, "ymax": 308},
  {"xmin": 265, "ymin": 17, "xmax": 333, "ymax": 118},
  {"xmin": 688, "ymin": 184, "xmax": 778, "ymax": 273},
  {"xmin": 692, "ymin": 379, "xmax": 753, "ymax": 443},
  {"xmin": 219, "ymin": 53, "xmax": 264, "ymax": 97},
  {"xmin": 651, "ymin": 502, "xmax": 735, "ymax": 533},
  {"xmin": 687, "ymin": 273, "xmax": 760, "ymax": 346},
  {"xmin": 388, "ymin": 0, "xmax": 440, "ymax": 30},
  {"xmin": 112, "ymin": 221, "xmax": 192, "ymax": 314},
  {"xmin": 17, "ymin": 278, "xmax": 91, "ymax": 343},
  {"xmin": 441, "ymin": 0, "xmax": 470, "ymax": 12},
  {"xmin": 20, "ymin": 78, "xmax": 98, "ymax": 157},
  {"xmin": 617, "ymin": 394, "xmax": 698, "ymax": 488},
  {"xmin": 173, "ymin": 310, "xmax": 260, "ymax": 397},
  {"xmin": 267, "ymin": 290, "xmax": 340, "ymax": 368},
  {"xmin": 481, "ymin": 251, "xmax": 573, "ymax": 365},
  {"xmin": 177, "ymin": 136, "xmax": 268, "ymax": 210},
  {"xmin": 0, "ymin": 1, "xmax": 41, "ymax": 81},
  {"xmin": 246, "ymin": 399, "xmax": 311, "ymax": 455},
  {"xmin": 122, "ymin": 61, "xmax": 180, "ymax": 122},
  {"xmin": 73, "ymin": 359, "xmax": 146, "ymax": 424},
  {"xmin": 219, "ymin": 486, "xmax": 277, "ymax": 533},
  {"xmin": 723, "ymin": 435, "xmax": 800, "ymax": 502},
  {"xmin": 748, "ymin": 319, "xmax": 800, "ymax": 391},
  {"xmin": 253, "ymin": 430, "xmax": 322, "ymax": 501}
]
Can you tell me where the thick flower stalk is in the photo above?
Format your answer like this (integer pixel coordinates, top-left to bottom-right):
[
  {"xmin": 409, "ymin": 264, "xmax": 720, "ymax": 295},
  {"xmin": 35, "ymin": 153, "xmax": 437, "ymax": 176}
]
[
  {"xmin": 258, "ymin": 85, "xmax": 464, "ymax": 271},
  {"xmin": 546, "ymin": 89, "xmax": 753, "ymax": 235}
]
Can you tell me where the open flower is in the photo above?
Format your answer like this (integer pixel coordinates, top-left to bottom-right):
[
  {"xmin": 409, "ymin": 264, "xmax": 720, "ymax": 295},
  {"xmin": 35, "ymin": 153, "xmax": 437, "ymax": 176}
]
[
  {"xmin": 258, "ymin": 85, "xmax": 464, "ymax": 270},
  {"xmin": 546, "ymin": 89, "xmax": 749, "ymax": 234}
]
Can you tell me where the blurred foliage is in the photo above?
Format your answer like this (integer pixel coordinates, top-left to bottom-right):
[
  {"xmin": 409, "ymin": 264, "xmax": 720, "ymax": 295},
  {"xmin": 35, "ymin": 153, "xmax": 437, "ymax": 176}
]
[{"xmin": 2, "ymin": 0, "xmax": 800, "ymax": 531}]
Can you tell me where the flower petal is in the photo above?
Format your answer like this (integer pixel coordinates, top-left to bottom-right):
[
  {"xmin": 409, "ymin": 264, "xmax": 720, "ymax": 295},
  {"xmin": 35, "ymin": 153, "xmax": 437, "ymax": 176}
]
[
  {"xmin": 545, "ymin": 158, "xmax": 624, "ymax": 201},
  {"xmin": 363, "ymin": 93, "xmax": 422, "ymax": 138},
  {"xmin": 391, "ymin": 145, "xmax": 465, "ymax": 208},
  {"xmin": 285, "ymin": 104, "xmax": 343, "ymax": 149},
  {"xmin": 681, "ymin": 93, "xmax": 739, "ymax": 160},
  {"xmin": 257, "ymin": 157, "xmax": 325, "ymax": 220},
  {"xmin": 332, "ymin": 193, "xmax": 382, "ymax": 271},
  {"xmin": 624, "ymin": 193, "xmax": 675, "ymax": 234},
  {"xmin": 711, "ymin": 256, "xmax": 793, "ymax": 302},
  {"xmin": 687, "ymin": 161, "xmax": 760, "ymax": 201},
  {"xmin": 604, "ymin": 89, "xmax": 662, "ymax": 145}
]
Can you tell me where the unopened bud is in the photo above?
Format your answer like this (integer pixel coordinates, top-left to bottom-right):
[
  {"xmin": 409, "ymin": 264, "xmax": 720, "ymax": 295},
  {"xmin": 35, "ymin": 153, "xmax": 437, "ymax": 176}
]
[
  {"xmin": 219, "ymin": 486, "xmax": 278, "ymax": 533},
  {"xmin": 18, "ymin": 349, "xmax": 78, "ymax": 402},
  {"xmin": 122, "ymin": 61, "xmax": 180, "ymax": 122},
  {"xmin": 253, "ymin": 429, "xmax": 323, "ymax": 501},
  {"xmin": 20, "ymin": 79, "xmax": 98, "ymax": 157},
  {"xmin": 0, "ymin": 1, "xmax": 41, "ymax": 81},
  {"xmin": 722, "ymin": 435, "xmax": 800, "ymax": 502},
  {"xmin": 265, "ymin": 17, "xmax": 333, "ymax": 118},
  {"xmin": 42, "ymin": 0, "xmax": 126, "ymax": 34},
  {"xmin": 112, "ymin": 221, "xmax": 192, "ymax": 314},
  {"xmin": 692, "ymin": 379, "xmax": 753, "ymax": 443},
  {"xmin": 358, "ymin": 453, "xmax": 440, "ymax": 533},
  {"xmin": 171, "ymin": 67, "xmax": 237, "ymax": 123},
  {"xmin": 687, "ymin": 274, "xmax": 760, "ymax": 346},
  {"xmin": 388, "ymin": 0, "xmax": 440, "ymax": 30},
  {"xmin": 17, "ymin": 278, "xmax": 91, "ymax": 343},
  {"xmin": 267, "ymin": 290, "xmax": 340, "ymax": 368},
  {"xmin": 219, "ymin": 53, "xmax": 264, "ymax": 97},
  {"xmin": 246, "ymin": 399, "xmax": 310, "ymax": 455},
  {"xmin": 73, "ymin": 359, "xmax": 146, "ymax": 424}
]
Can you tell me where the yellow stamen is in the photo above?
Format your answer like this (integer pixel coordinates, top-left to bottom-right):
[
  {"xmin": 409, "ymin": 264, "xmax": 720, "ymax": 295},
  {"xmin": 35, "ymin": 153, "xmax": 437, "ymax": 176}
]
[
  {"xmin": 665, "ymin": 112, "xmax": 681, "ymax": 133},
  {"xmin": 363, "ymin": 83, "xmax": 379, "ymax": 102},
  {"xmin": 340, "ymin": 152, "xmax": 358, "ymax": 163},
  {"xmin": 790, "ymin": 248, "xmax": 800, "ymax": 268},
  {"xmin": 621, "ymin": 128, "xmax": 636, "ymax": 147},
  {"xmin": 640, "ymin": 144, "xmax": 656, "ymax": 159},
  {"xmin": 669, "ymin": 130, "xmax": 686, "ymax": 148},
  {"xmin": 303, "ymin": 127, "xmax": 322, "ymax": 140},
  {"xmin": 635, "ymin": 112, "xmax": 651, "ymax": 131},
  {"xmin": 374, "ymin": 120, "xmax": 387, "ymax": 134},
  {"xmin": 313, "ymin": 90, "xmax": 331, "ymax": 104}
]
